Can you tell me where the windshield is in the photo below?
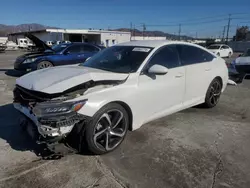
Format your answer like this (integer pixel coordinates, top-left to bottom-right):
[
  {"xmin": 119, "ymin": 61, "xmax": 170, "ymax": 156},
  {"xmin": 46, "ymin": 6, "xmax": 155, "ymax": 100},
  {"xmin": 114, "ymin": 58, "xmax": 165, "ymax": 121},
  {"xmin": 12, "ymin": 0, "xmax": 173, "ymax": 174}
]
[
  {"xmin": 243, "ymin": 49, "xmax": 250, "ymax": 57},
  {"xmin": 208, "ymin": 45, "xmax": 220, "ymax": 49},
  {"xmin": 51, "ymin": 43, "xmax": 71, "ymax": 52},
  {"xmin": 81, "ymin": 46, "xmax": 153, "ymax": 73}
]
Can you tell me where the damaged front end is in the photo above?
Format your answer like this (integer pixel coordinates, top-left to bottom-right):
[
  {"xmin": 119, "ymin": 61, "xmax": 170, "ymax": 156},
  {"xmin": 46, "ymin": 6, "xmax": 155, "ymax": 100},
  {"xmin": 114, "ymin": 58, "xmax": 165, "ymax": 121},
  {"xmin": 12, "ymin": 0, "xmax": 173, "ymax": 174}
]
[{"xmin": 13, "ymin": 85, "xmax": 91, "ymax": 158}]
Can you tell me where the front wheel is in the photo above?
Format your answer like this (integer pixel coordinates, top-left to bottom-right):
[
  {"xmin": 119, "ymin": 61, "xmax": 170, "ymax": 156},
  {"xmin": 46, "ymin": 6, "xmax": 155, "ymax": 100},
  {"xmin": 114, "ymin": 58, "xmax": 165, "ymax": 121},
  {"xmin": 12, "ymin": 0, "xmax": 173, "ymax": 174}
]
[
  {"xmin": 37, "ymin": 61, "xmax": 53, "ymax": 70},
  {"xmin": 83, "ymin": 103, "xmax": 129, "ymax": 155},
  {"xmin": 203, "ymin": 79, "xmax": 222, "ymax": 108}
]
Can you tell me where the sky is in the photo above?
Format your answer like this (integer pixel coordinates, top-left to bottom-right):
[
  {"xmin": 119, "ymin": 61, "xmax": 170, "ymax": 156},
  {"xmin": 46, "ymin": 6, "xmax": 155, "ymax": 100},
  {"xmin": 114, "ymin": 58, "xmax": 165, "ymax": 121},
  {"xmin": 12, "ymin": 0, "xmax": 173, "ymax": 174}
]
[{"xmin": 1, "ymin": 0, "xmax": 250, "ymax": 37}]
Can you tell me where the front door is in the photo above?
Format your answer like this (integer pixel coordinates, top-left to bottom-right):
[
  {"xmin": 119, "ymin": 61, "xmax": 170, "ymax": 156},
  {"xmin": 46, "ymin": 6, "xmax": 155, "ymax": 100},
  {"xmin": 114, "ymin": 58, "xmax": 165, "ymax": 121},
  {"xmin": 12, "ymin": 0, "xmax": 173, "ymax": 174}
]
[
  {"xmin": 81, "ymin": 44, "xmax": 100, "ymax": 63},
  {"xmin": 136, "ymin": 45, "xmax": 185, "ymax": 123}
]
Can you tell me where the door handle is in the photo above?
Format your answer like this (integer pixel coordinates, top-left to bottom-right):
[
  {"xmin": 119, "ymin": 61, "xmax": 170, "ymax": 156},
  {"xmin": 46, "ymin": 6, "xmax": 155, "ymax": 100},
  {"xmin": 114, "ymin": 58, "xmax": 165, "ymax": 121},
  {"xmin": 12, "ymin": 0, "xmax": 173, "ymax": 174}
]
[
  {"xmin": 175, "ymin": 73, "xmax": 183, "ymax": 78},
  {"xmin": 205, "ymin": 68, "xmax": 211, "ymax": 71}
]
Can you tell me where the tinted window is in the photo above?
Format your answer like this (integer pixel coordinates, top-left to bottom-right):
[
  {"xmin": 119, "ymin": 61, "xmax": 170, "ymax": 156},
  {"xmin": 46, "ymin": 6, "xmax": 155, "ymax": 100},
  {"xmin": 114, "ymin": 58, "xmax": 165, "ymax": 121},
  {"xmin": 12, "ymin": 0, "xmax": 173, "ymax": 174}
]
[
  {"xmin": 222, "ymin": 45, "xmax": 229, "ymax": 49},
  {"xmin": 177, "ymin": 45, "xmax": 214, "ymax": 66},
  {"xmin": 243, "ymin": 49, "xmax": 250, "ymax": 57},
  {"xmin": 82, "ymin": 46, "xmax": 153, "ymax": 73},
  {"xmin": 52, "ymin": 43, "xmax": 71, "ymax": 52},
  {"xmin": 208, "ymin": 45, "xmax": 220, "ymax": 49},
  {"xmin": 66, "ymin": 45, "xmax": 82, "ymax": 53},
  {"xmin": 146, "ymin": 45, "xmax": 180, "ymax": 69},
  {"xmin": 83, "ymin": 44, "xmax": 99, "ymax": 52}
]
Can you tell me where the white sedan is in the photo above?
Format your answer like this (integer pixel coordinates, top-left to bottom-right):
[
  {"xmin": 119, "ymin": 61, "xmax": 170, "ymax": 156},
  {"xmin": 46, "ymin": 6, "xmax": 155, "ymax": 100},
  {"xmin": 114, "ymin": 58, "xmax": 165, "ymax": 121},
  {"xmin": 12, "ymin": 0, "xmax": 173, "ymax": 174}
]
[
  {"xmin": 207, "ymin": 44, "xmax": 233, "ymax": 58},
  {"xmin": 13, "ymin": 40, "xmax": 228, "ymax": 155}
]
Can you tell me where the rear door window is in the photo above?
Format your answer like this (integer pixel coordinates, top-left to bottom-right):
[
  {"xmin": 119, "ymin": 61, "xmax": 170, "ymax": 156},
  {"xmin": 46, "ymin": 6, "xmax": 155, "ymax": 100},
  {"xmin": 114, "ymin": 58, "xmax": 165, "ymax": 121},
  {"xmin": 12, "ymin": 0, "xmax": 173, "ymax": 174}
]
[
  {"xmin": 176, "ymin": 45, "xmax": 215, "ymax": 66},
  {"xmin": 83, "ymin": 44, "xmax": 99, "ymax": 52},
  {"xmin": 66, "ymin": 45, "xmax": 82, "ymax": 54}
]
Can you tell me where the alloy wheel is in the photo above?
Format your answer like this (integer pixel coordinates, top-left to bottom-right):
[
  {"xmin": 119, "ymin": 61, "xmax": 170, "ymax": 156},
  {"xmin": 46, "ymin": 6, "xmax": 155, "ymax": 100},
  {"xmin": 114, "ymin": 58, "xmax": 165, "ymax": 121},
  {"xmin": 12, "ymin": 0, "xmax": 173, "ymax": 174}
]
[
  {"xmin": 209, "ymin": 81, "xmax": 221, "ymax": 105},
  {"xmin": 38, "ymin": 62, "xmax": 52, "ymax": 69},
  {"xmin": 93, "ymin": 110, "xmax": 127, "ymax": 151}
]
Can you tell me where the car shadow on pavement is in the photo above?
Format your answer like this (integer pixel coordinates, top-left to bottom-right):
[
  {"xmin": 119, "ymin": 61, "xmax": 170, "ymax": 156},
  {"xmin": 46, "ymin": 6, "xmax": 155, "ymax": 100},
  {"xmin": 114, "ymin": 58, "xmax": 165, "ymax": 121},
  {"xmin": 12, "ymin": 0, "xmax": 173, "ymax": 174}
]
[
  {"xmin": 0, "ymin": 103, "xmax": 38, "ymax": 153},
  {"xmin": 0, "ymin": 103, "xmax": 91, "ymax": 159},
  {"xmin": 4, "ymin": 69, "xmax": 23, "ymax": 77}
]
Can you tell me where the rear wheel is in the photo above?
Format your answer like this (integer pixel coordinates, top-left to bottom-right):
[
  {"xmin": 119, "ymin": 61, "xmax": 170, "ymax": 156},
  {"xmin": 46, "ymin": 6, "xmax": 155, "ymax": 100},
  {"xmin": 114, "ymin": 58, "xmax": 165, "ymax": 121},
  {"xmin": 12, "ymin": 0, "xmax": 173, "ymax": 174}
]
[
  {"xmin": 203, "ymin": 78, "xmax": 222, "ymax": 108},
  {"xmin": 83, "ymin": 103, "xmax": 129, "ymax": 155},
  {"xmin": 37, "ymin": 61, "xmax": 53, "ymax": 70}
]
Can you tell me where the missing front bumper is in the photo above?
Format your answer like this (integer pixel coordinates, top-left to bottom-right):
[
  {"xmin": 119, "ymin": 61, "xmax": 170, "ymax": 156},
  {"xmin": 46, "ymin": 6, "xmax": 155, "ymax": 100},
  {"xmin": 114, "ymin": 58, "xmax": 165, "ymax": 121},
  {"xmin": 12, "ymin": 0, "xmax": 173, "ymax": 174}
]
[
  {"xmin": 14, "ymin": 103, "xmax": 90, "ymax": 158},
  {"xmin": 13, "ymin": 103, "xmax": 87, "ymax": 139}
]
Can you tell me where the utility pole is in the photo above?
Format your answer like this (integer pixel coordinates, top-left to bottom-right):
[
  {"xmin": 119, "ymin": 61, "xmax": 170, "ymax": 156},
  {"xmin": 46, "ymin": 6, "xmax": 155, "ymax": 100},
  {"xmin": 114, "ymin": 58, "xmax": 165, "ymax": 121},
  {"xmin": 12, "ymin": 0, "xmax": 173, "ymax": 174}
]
[
  {"xmin": 142, "ymin": 23, "xmax": 146, "ymax": 40},
  {"xmin": 133, "ymin": 24, "xmax": 135, "ymax": 39},
  {"xmin": 178, "ymin": 24, "xmax": 181, "ymax": 41},
  {"xmin": 222, "ymin": 25, "xmax": 226, "ymax": 42},
  {"xmin": 130, "ymin": 22, "xmax": 132, "ymax": 41},
  {"xmin": 226, "ymin": 14, "xmax": 231, "ymax": 43}
]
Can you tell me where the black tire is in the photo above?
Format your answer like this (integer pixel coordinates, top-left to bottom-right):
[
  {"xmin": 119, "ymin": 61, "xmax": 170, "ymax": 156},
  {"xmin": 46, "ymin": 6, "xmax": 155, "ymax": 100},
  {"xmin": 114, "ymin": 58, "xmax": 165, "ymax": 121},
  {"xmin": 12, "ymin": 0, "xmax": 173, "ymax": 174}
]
[
  {"xmin": 203, "ymin": 78, "xmax": 222, "ymax": 108},
  {"xmin": 83, "ymin": 103, "xmax": 129, "ymax": 155},
  {"xmin": 37, "ymin": 61, "xmax": 53, "ymax": 70}
]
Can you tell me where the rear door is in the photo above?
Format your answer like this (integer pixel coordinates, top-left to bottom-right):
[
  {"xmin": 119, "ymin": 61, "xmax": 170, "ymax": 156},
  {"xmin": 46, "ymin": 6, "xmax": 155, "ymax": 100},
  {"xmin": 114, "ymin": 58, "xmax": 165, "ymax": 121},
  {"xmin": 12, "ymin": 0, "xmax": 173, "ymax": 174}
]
[
  {"xmin": 222, "ymin": 45, "xmax": 230, "ymax": 57},
  {"xmin": 81, "ymin": 44, "xmax": 100, "ymax": 63},
  {"xmin": 176, "ymin": 44, "xmax": 216, "ymax": 106}
]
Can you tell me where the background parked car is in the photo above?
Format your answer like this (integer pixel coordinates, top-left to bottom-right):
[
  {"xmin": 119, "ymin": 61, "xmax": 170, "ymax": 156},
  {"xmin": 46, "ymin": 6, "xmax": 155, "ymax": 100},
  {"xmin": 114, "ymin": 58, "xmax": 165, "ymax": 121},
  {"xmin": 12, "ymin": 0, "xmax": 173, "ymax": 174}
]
[
  {"xmin": 14, "ymin": 33, "xmax": 104, "ymax": 73},
  {"xmin": 228, "ymin": 48, "xmax": 250, "ymax": 83},
  {"xmin": 0, "ymin": 43, "xmax": 7, "ymax": 52},
  {"xmin": 207, "ymin": 44, "xmax": 233, "ymax": 58}
]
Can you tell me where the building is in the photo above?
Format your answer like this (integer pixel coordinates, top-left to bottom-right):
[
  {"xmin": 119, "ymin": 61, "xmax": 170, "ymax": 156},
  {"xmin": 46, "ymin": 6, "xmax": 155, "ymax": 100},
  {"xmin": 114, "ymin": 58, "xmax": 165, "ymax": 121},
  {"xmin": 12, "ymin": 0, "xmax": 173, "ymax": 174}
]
[{"xmin": 8, "ymin": 29, "xmax": 131, "ymax": 47}]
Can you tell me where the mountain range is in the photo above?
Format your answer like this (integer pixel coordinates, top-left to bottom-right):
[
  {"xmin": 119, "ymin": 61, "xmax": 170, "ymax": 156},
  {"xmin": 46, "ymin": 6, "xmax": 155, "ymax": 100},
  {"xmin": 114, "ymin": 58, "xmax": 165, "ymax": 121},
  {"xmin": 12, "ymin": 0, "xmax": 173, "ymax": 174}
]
[
  {"xmin": 0, "ymin": 23, "xmax": 57, "ymax": 37},
  {"xmin": 112, "ymin": 28, "xmax": 193, "ymax": 40},
  {"xmin": 0, "ymin": 23, "xmax": 193, "ymax": 40}
]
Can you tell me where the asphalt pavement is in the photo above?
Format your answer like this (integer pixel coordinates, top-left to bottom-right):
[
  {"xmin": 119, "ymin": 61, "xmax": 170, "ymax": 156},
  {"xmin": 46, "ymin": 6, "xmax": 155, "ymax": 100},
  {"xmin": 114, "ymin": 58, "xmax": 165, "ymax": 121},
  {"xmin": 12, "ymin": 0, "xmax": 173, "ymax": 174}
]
[{"xmin": 0, "ymin": 51, "xmax": 249, "ymax": 188}]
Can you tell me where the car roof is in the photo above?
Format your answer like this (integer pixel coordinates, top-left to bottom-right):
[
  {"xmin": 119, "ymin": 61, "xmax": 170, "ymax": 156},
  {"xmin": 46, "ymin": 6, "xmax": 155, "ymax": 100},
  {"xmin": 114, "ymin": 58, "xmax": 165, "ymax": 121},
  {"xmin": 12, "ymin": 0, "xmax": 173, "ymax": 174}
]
[{"xmin": 116, "ymin": 40, "xmax": 198, "ymax": 48}]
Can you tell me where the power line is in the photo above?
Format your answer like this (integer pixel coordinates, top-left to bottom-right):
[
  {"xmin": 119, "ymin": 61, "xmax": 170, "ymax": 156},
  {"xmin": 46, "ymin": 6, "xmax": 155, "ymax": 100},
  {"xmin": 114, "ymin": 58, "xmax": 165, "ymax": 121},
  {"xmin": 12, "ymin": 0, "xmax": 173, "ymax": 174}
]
[{"xmin": 146, "ymin": 18, "xmax": 227, "ymax": 27}]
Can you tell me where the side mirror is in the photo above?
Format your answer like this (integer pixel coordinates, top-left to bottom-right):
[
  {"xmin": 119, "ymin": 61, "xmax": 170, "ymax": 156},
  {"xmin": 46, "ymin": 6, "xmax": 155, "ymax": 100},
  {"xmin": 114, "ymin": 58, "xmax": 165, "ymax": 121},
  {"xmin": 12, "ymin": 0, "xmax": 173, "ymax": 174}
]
[{"xmin": 148, "ymin": 64, "xmax": 168, "ymax": 75}]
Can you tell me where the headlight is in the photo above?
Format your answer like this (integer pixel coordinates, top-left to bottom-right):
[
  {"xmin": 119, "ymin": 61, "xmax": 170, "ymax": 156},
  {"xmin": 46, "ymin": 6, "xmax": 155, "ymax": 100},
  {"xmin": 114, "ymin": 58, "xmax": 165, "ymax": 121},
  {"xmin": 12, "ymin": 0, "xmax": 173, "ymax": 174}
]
[
  {"xmin": 23, "ymin": 58, "xmax": 37, "ymax": 64},
  {"xmin": 33, "ymin": 100, "xmax": 87, "ymax": 117}
]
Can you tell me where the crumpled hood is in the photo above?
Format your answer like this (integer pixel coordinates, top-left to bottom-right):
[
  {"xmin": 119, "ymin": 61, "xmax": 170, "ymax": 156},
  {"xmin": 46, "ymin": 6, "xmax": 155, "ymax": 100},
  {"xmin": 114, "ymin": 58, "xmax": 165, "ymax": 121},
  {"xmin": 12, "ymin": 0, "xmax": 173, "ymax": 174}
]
[{"xmin": 16, "ymin": 66, "xmax": 129, "ymax": 94}]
